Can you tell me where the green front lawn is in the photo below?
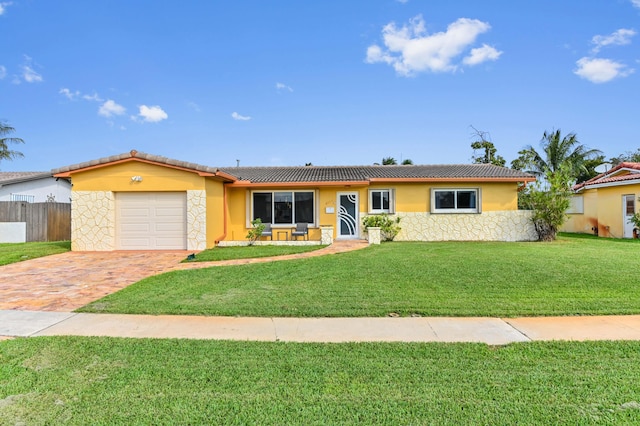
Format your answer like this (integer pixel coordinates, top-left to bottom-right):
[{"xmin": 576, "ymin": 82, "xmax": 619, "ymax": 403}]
[
  {"xmin": 80, "ymin": 234, "xmax": 640, "ymax": 317},
  {"xmin": 0, "ymin": 241, "xmax": 70, "ymax": 266},
  {"xmin": 2, "ymin": 337, "xmax": 640, "ymax": 424},
  {"xmin": 185, "ymin": 244, "xmax": 326, "ymax": 262}
]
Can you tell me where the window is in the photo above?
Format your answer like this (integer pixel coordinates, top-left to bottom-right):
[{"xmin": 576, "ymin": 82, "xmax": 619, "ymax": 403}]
[
  {"xmin": 431, "ymin": 189, "xmax": 479, "ymax": 213},
  {"xmin": 567, "ymin": 196, "xmax": 584, "ymax": 214},
  {"xmin": 252, "ymin": 191, "xmax": 315, "ymax": 225},
  {"xmin": 368, "ymin": 189, "xmax": 395, "ymax": 214}
]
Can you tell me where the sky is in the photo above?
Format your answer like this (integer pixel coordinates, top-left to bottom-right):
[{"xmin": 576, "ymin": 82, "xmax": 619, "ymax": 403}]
[{"xmin": 1, "ymin": 0, "xmax": 639, "ymax": 172}]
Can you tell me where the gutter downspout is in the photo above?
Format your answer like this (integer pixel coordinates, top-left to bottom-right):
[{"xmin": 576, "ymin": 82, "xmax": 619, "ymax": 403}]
[{"xmin": 214, "ymin": 183, "xmax": 228, "ymax": 245}]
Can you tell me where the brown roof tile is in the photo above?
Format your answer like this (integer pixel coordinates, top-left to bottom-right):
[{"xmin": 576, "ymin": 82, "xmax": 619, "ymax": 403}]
[{"xmin": 52, "ymin": 151, "xmax": 535, "ymax": 183}]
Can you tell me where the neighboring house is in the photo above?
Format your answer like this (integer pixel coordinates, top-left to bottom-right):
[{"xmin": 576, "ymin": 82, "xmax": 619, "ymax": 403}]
[
  {"xmin": 562, "ymin": 162, "xmax": 640, "ymax": 239},
  {"xmin": 52, "ymin": 150, "xmax": 537, "ymax": 251},
  {"xmin": 0, "ymin": 172, "xmax": 71, "ymax": 203}
]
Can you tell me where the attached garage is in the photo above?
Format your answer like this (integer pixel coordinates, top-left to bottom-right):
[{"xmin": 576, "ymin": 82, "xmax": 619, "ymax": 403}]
[{"xmin": 115, "ymin": 192, "xmax": 187, "ymax": 250}]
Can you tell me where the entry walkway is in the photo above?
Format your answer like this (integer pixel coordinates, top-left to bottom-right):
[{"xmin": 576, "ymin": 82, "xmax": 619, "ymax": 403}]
[{"xmin": 3, "ymin": 311, "xmax": 640, "ymax": 345}]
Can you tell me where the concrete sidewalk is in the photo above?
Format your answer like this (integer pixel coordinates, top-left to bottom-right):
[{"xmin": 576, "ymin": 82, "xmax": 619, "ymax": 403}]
[{"xmin": 3, "ymin": 310, "xmax": 640, "ymax": 345}]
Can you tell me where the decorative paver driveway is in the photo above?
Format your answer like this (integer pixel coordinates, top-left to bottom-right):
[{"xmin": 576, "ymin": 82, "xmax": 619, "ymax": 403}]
[
  {"xmin": 0, "ymin": 251, "xmax": 190, "ymax": 311},
  {"xmin": 0, "ymin": 241, "xmax": 368, "ymax": 312}
]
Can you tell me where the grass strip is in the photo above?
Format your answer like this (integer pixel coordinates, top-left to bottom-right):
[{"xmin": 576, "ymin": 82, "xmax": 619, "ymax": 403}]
[
  {"xmin": 184, "ymin": 244, "xmax": 326, "ymax": 262},
  {"xmin": 2, "ymin": 337, "xmax": 640, "ymax": 425},
  {"xmin": 0, "ymin": 241, "xmax": 70, "ymax": 266}
]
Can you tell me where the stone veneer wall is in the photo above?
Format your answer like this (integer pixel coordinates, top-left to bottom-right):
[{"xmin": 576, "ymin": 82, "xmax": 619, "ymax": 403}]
[
  {"xmin": 361, "ymin": 210, "xmax": 537, "ymax": 242},
  {"xmin": 186, "ymin": 190, "xmax": 207, "ymax": 250},
  {"xmin": 72, "ymin": 191, "xmax": 115, "ymax": 251}
]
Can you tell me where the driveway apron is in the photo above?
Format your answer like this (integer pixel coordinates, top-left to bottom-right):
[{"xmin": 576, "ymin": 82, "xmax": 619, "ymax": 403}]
[{"xmin": 0, "ymin": 251, "xmax": 190, "ymax": 311}]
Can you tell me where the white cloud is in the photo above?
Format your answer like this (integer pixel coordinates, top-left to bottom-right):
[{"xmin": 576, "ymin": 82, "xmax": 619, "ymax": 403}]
[
  {"xmin": 83, "ymin": 92, "xmax": 103, "ymax": 102},
  {"xmin": 591, "ymin": 28, "xmax": 636, "ymax": 53},
  {"xmin": 0, "ymin": 65, "xmax": 6, "ymax": 79},
  {"xmin": 186, "ymin": 101, "xmax": 201, "ymax": 112},
  {"xmin": 137, "ymin": 105, "xmax": 168, "ymax": 123},
  {"xmin": 231, "ymin": 112, "xmax": 251, "ymax": 121},
  {"xmin": 276, "ymin": 82, "xmax": 293, "ymax": 92},
  {"xmin": 59, "ymin": 87, "xmax": 80, "ymax": 100},
  {"xmin": 365, "ymin": 15, "xmax": 496, "ymax": 75},
  {"xmin": 0, "ymin": 2, "xmax": 12, "ymax": 15},
  {"xmin": 463, "ymin": 43, "xmax": 503, "ymax": 65},
  {"xmin": 20, "ymin": 56, "xmax": 43, "ymax": 83},
  {"xmin": 632, "ymin": 0, "xmax": 640, "ymax": 9},
  {"xmin": 574, "ymin": 57, "xmax": 634, "ymax": 83},
  {"xmin": 98, "ymin": 99, "xmax": 126, "ymax": 117}
]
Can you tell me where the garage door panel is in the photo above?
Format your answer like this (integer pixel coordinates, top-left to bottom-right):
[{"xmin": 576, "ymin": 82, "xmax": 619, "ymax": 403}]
[{"xmin": 116, "ymin": 192, "xmax": 187, "ymax": 250}]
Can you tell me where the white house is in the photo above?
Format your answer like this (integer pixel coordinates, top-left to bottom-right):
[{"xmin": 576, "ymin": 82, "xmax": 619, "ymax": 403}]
[{"xmin": 0, "ymin": 172, "xmax": 72, "ymax": 203}]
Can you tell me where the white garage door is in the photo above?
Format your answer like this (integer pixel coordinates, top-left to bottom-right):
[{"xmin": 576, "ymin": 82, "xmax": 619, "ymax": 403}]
[{"xmin": 116, "ymin": 192, "xmax": 187, "ymax": 250}]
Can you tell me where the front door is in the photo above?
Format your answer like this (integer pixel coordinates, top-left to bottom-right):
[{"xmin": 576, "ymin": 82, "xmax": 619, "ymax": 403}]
[
  {"xmin": 623, "ymin": 194, "xmax": 636, "ymax": 238},
  {"xmin": 337, "ymin": 192, "xmax": 359, "ymax": 239}
]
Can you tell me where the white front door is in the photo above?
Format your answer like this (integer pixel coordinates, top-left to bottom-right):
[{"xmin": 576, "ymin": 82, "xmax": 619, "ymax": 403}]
[
  {"xmin": 623, "ymin": 194, "xmax": 636, "ymax": 238},
  {"xmin": 337, "ymin": 192, "xmax": 359, "ymax": 239}
]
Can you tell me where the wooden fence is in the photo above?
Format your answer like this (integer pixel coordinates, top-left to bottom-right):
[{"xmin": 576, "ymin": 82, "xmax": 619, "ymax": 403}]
[{"xmin": 0, "ymin": 201, "xmax": 71, "ymax": 242}]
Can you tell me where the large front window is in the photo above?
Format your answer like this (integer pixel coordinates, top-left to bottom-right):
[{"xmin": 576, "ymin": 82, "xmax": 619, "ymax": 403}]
[
  {"xmin": 253, "ymin": 191, "xmax": 315, "ymax": 225},
  {"xmin": 432, "ymin": 189, "xmax": 479, "ymax": 213}
]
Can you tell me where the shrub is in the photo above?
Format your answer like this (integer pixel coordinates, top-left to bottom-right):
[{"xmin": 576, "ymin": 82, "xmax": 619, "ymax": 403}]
[
  {"xmin": 362, "ymin": 214, "xmax": 401, "ymax": 241},
  {"xmin": 246, "ymin": 218, "xmax": 265, "ymax": 245}
]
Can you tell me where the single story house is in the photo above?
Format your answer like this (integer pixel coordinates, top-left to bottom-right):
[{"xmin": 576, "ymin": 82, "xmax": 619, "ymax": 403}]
[
  {"xmin": 562, "ymin": 162, "xmax": 640, "ymax": 239},
  {"xmin": 52, "ymin": 150, "xmax": 537, "ymax": 251},
  {"xmin": 0, "ymin": 172, "xmax": 71, "ymax": 203}
]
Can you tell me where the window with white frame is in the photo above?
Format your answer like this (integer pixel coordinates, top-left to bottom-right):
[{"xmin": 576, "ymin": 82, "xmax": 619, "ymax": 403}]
[
  {"xmin": 252, "ymin": 191, "xmax": 315, "ymax": 225},
  {"xmin": 431, "ymin": 188, "xmax": 480, "ymax": 213},
  {"xmin": 368, "ymin": 189, "xmax": 395, "ymax": 214},
  {"xmin": 567, "ymin": 196, "xmax": 584, "ymax": 214}
]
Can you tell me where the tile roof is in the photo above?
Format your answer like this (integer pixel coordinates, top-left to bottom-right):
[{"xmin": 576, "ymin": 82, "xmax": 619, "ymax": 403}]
[
  {"xmin": 220, "ymin": 164, "xmax": 534, "ymax": 183},
  {"xmin": 52, "ymin": 150, "xmax": 222, "ymax": 175},
  {"xmin": 0, "ymin": 171, "xmax": 52, "ymax": 185},
  {"xmin": 574, "ymin": 162, "xmax": 640, "ymax": 191},
  {"xmin": 52, "ymin": 150, "xmax": 535, "ymax": 183}
]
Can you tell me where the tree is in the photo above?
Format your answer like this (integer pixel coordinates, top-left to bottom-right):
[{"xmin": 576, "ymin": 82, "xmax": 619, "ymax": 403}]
[
  {"xmin": 469, "ymin": 126, "xmax": 505, "ymax": 166},
  {"xmin": 519, "ymin": 165, "xmax": 573, "ymax": 241},
  {"xmin": 610, "ymin": 149, "xmax": 640, "ymax": 166},
  {"xmin": 511, "ymin": 129, "xmax": 602, "ymax": 183},
  {"xmin": 382, "ymin": 157, "xmax": 397, "ymax": 165},
  {"xmin": 0, "ymin": 121, "xmax": 25, "ymax": 164},
  {"xmin": 401, "ymin": 159, "xmax": 413, "ymax": 165}
]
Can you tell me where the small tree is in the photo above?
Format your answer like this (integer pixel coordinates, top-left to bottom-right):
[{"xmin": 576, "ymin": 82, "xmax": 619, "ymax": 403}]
[
  {"xmin": 382, "ymin": 157, "xmax": 397, "ymax": 165},
  {"xmin": 401, "ymin": 159, "xmax": 413, "ymax": 165},
  {"xmin": 519, "ymin": 166, "xmax": 572, "ymax": 241},
  {"xmin": 246, "ymin": 218, "xmax": 265, "ymax": 245}
]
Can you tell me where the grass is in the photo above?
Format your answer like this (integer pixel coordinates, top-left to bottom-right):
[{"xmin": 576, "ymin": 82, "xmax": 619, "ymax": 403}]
[
  {"xmin": 0, "ymin": 241, "xmax": 70, "ymax": 266},
  {"xmin": 2, "ymin": 337, "xmax": 640, "ymax": 424},
  {"xmin": 80, "ymin": 234, "xmax": 640, "ymax": 317},
  {"xmin": 184, "ymin": 244, "xmax": 326, "ymax": 262}
]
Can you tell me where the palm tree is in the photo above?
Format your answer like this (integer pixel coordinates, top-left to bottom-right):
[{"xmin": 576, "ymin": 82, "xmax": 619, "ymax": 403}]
[
  {"xmin": 511, "ymin": 129, "xmax": 602, "ymax": 183},
  {"xmin": 381, "ymin": 157, "xmax": 397, "ymax": 165},
  {"xmin": 0, "ymin": 121, "xmax": 25, "ymax": 163}
]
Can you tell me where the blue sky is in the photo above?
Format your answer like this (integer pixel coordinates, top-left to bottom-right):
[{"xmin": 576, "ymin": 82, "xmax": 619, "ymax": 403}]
[{"xmin": 1, "ymin": 1, "xmax": 639, "ymax": 171}]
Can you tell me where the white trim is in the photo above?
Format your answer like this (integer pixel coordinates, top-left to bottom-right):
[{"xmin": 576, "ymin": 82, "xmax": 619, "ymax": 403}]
[
  {"xmin": 368, "ymin": 188, "xmax": 394, "ymax": 214},
  {"xmin": 249, "ymin": 189, "xmax": 317, "ymax": 227},
  {"xmin": 576, "ymin": 178, "xmax": 640, "ymax": 192},
  {"xmin": 430, "ymin": 188, "xmax": 481, "ymax": 214},
  {"xmin": 337, "ymin": 191, "xmax": 359, "ymax": 239}
]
